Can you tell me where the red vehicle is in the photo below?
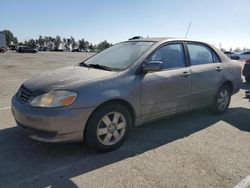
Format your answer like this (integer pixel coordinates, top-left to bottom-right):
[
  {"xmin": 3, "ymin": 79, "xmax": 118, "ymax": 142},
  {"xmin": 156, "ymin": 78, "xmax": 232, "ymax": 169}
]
[{"xmin": 0, "ymin": 47, "xmax": 6, "ymax": 53}]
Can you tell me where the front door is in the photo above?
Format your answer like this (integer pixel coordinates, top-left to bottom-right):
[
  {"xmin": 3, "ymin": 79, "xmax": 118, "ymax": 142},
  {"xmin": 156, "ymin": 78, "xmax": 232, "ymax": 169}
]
[{"xmin": 140, "ymin": 43, "xmax": 191, "ymax": 121}]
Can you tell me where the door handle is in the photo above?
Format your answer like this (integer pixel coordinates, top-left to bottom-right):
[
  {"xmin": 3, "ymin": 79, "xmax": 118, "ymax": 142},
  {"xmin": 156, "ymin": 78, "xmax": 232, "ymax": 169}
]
[
  {"xmin": 216, "ymin": 67, "xmax": 222, "ymax": 72},
  {"xmin": 181, "ymin": 71, "xmax": 191, "ymax": 77}
]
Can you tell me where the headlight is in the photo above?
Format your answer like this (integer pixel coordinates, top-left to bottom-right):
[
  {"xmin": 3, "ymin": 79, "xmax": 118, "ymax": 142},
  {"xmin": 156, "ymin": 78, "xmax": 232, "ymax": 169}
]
[{"xmin": 31, "ymin": 90, "xmax": 77, "ymax": 107}]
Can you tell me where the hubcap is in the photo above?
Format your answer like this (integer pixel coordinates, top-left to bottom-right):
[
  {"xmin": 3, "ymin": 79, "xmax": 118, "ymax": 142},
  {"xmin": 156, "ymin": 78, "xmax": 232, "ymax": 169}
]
[
  {"xmin": 217, "ymin": 89, "xmax": 230, "ymax": 111},
  {"xmin": 96, "ymin": 112, "xmax": 126, "ymax": 146}
]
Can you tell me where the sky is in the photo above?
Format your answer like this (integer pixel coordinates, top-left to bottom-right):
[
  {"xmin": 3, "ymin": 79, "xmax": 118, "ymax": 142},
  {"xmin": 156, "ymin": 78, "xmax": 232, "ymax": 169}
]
[{"xmin": 1, "ymin": 0, "xmax": 250, "ymax": 49}]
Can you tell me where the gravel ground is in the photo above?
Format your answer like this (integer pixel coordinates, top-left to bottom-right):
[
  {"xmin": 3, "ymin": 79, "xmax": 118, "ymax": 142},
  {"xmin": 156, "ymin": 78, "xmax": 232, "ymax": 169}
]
[{"xmin": 0, "ymin": 52, "xmax": 249, "ymax": 188}]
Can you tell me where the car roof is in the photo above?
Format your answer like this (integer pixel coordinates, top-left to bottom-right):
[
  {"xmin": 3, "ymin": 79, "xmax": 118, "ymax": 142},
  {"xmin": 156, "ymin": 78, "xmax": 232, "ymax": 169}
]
[
  {"xmin": 127, "ymin": 37, "xmax": 210, "ymax": 43},
  {"xmin": 126, "ymin": 37, "xmax": 230, "ymax": 64},
  {"xmin": 127, "ymin": 37, "xmax": 176, "ymax": 42},
  {"xmin": 240, "ymin": 51, "xmax": 250, "ymax": 54}
]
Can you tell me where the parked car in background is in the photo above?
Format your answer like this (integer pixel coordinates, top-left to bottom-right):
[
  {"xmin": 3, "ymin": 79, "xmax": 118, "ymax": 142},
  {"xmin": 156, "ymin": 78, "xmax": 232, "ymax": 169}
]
[
  {"xmin": 224, "ymin": 51, "xmax": 235, "ymax": 57},
  {"xmin": 72, "ymin": 48, "xmax": 89, "ymax": 52},
  {"xmin": 38, "ymin": 47, "xmax": 48, "ymax": 51},
  {"xmin": 17, "ymin": 46, "xmax": 37, "ymax": 53},
  {"xmin": 223, "ymin": 51, "xmax": 240, "ymax": 60},
  {"xmin": 50, "ymin": 48, "xmax": 64, "ymax": 52},
  {"xmin": 238, "ymin": 51, "xmax": 250, "ymax": 61},
  {"xmin": 9, "ymin": 44, "xmax": 17, "ymax": 51},
  {"xmin": 243, "ymin": 59, "xmax": 250, "ymax": 82},
  {"xmin": 72, "ymin": 48, "xmax": 81, "ymax": 52},
  {"xmin": 11, "ymin": 38, "xmax": 242, "ymax": 152}
]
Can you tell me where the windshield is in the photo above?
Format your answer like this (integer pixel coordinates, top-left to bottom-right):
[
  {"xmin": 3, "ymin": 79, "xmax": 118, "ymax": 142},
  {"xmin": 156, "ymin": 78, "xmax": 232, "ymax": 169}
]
[{"xmin": 82, "ymin": 41, "xmax": 155, "ymax": 70}]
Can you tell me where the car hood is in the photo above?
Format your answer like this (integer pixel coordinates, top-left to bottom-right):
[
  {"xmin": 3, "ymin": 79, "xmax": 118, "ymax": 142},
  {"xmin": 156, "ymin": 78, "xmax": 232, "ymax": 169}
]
[{"xmin": 23, "ymin": 65, "xmax": 116, "ymax": 92}]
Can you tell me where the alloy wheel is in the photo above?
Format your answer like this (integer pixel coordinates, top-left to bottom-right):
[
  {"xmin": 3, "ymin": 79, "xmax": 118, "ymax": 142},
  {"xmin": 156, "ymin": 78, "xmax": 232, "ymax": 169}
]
[
  {"xmin": 96, "ymin": 112, "xmax": 126, "ymax": 146},
  {"xmin": 217, "ymin": 89, "xmax": 230, "ymax": 111}
]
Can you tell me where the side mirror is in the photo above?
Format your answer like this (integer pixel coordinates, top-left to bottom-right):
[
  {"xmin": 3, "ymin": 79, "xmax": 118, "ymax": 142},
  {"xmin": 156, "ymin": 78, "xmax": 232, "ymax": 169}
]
[{"xmin": 142, "ymin": 61, "xmax": 163, "ymax": 72}]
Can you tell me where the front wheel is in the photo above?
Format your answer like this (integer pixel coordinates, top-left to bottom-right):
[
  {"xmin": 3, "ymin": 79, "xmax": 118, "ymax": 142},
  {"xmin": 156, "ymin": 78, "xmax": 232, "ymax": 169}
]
[
  {"xmin": 85, "ymin": 103, "xmax": 132, "ymax": 152},
  {"xmin": 211, "ymin": 85, "xmax": 231, "ymax": 114}
]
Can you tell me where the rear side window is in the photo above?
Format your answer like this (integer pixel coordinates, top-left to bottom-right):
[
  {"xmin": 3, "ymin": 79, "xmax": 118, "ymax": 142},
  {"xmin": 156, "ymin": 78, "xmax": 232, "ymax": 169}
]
[
  {"xmin": 149, "ymin": 43, "xmax": 186, "ymax": 69},
  {"xmin": 187, "ymin": 43, "xmax": 219, "ymax": 65}
]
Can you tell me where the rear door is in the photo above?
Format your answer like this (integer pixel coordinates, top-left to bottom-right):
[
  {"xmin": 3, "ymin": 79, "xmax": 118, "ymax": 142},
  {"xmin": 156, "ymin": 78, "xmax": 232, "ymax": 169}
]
[
  {"xmin": 185, "ymin": 42, "xmax": 224, "ymax": 109},
  {"xmin": 140, "ymin": 43, "xmax": 191, "ymax": 120}
]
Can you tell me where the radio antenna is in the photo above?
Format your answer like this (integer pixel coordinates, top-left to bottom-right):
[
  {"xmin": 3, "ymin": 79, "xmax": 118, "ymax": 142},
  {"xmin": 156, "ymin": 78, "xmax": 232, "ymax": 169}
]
[{"xmin": 185, "ymin": 22, "xmax": 192, "ymax": 39}]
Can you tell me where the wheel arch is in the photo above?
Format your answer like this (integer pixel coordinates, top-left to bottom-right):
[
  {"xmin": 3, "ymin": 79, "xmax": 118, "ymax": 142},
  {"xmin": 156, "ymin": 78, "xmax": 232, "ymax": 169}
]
[
  {"xmin": 221, "ymin": 80, "xmax": 233, "ymax": 93},
  {"xmin": 83, "ymin": 99, "xmax": 136, "ymax": 140}
]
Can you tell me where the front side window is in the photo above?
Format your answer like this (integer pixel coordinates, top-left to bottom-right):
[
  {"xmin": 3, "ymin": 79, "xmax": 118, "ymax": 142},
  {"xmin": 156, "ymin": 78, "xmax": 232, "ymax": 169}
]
[
  {"xmin": 187, "ymin": 43, "xmax": 215, "ymax": 65},
  {"xmin": 148, "ymin": 43, "xmax": 186, "ymax": 69}
]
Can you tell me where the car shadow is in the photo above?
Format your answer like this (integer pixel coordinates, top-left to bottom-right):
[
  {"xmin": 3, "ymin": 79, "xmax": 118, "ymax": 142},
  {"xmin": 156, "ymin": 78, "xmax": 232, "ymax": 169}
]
[{"xmin": 0, "ymin": 106, "xmax": 249, "ymax": 187}]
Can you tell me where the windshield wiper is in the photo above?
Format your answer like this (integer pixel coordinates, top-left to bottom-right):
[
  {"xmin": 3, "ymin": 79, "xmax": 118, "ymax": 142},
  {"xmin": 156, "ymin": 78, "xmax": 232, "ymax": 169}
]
[
  {"xmin": 79, "ymin": 62, "xmax": 91, "ymax": 68},
  {"xmin": 88, "ymin": 64, "xmax": 112, "ymax": 71},
  {"xmin": 79, "ymin": 62, "xmax": 120, "ymax": 71}
]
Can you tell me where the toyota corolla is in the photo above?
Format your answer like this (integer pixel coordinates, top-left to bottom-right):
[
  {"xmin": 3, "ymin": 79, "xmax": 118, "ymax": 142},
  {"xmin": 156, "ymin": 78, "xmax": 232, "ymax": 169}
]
[{"xmin": 11, "ymin": 38, "xmax": 242, "ymax": 152}]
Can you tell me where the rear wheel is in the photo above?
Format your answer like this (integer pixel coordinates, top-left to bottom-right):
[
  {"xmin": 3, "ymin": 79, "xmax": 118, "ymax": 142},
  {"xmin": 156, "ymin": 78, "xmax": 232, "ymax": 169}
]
[
  {"xmin": 245, "ymin": 76, "xmax": 250, "ymax": 83},
  {"xmin": 211, "ymin": 85, "xmax": 231, "ymax": 114},
  {"xmin": 85, "ymin": 103, "xmax": 132, "ymax": 152}
]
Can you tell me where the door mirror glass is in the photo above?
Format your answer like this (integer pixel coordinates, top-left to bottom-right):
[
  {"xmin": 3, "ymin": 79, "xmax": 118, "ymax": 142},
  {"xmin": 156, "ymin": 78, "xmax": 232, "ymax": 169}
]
[{"xmin": 142, "ymin": 61, "xmax": 163, "ymax": 72}]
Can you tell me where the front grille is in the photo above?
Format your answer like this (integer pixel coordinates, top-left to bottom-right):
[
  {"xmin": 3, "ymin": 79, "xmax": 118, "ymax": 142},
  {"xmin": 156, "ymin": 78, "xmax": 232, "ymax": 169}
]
[{"xmin": 18, "ymin": 86, "xmax": 32, "ymax": 104}]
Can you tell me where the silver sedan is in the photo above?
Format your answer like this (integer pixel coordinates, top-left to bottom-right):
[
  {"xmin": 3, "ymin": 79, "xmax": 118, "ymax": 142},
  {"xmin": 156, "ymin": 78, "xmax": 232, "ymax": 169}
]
[{"xmin": 11, "ymin": 38, "xmax": 242, "ymax": 152}]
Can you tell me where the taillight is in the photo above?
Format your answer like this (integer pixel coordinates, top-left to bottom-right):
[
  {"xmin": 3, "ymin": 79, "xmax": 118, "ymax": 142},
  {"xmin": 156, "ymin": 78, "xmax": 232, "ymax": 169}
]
[{"xmin": 246, "ymin": 59, "xmax": 250, "ymax": 63}]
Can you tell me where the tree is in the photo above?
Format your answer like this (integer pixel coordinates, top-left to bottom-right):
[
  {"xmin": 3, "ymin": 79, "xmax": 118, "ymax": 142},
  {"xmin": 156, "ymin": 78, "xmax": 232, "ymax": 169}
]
[
  {"xmin": 18, "ymin": 42, "xmax": 24, "ymax": 46},
  {"xmin": 78, "ymin": 38, "xmax": 85, "ymax": 50},
  {"xmin": 0, "ymin": 30, "xmax": 18, "ymax": 46},
  {"xmin": 1, "ymin": 29, "xmax": 115, "ymax": 52},
  {"xmin": 26, "ymin": 39, "xmax": 36, "ymax": 48},
  {"xmin": 78, "ymin": 38, "xmax": 90, "ymax": 50},
  {"xmin": 234, "ymin": 47, "xmax": 241, "ymax": 53},
  {"xmin": 66, "ymin": 38, "xmax": 72, "ymax": 50},
  {"xmin": 88, "ymin": 43, "xmax": 94, "ymax": 51},
  {"xmin": 13, "ymin": 37, "xmax": 18, "ymax": 45},
  {"xmin": 71, "ymin": 36, "xmax": 77, "ymax": 50},
  {"xmin": 85, "ymin": 40, "xmax": 89, "ymax": 49},
  {"xmin": 43, "ymin": 36, "xmax": 49, "ymax": 47},
  {"xmin": 96, "ymin": 40, "xmax": 112, "ymax": 51},
  {"xmin": 37, "ymin": 35, "xmax": 45, "ymax": 47},
  {"xmin": 54, "ymin": 35, "xmax": 61, "ymax": 50}
]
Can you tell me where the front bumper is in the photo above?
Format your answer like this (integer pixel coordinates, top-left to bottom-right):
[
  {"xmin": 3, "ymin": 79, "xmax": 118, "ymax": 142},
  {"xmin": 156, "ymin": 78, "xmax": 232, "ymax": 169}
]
[{"xmin": 11, "ymin": 95, "xmax": 95, "ymax": 143}]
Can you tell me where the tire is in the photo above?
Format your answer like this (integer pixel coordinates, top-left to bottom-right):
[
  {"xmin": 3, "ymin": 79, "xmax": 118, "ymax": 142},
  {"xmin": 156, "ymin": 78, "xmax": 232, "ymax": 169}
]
[
  {"xmin": 85, "ymin": 102, "xmax": 132, "ymax": 152},
  {"xmin": 211, "ymin": 85, "xmax": 232, "ymax": 114},
  {"xmin": 245, "ymin": 76, "xmax": 250, "ymax": 83}
]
